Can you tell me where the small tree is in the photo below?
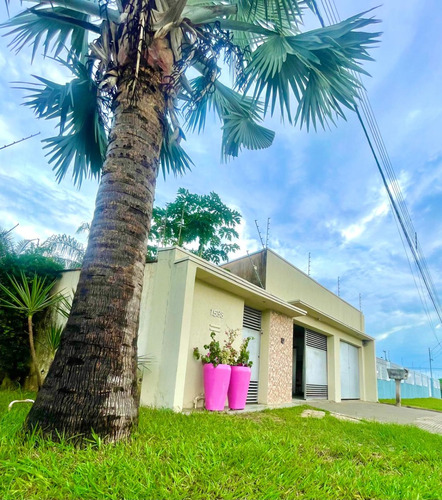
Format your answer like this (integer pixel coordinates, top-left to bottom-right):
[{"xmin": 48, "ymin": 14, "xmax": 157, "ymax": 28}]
[
  {"xmin": 0, "ymin": 272, "xmax": 68, "ymax": 389},
  {"xmin": 149, "ymin": 189, "xmax": 241, "ymax": 264}
]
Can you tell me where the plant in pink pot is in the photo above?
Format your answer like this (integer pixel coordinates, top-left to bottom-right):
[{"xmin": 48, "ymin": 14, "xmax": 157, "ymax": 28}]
[
  {"xmin": 228, "ymin": 336, "xmax": 253, "ymax": 410},
  {"xmin": 193, "ymin": 332, "xmax": 231, "ymax": 411}
]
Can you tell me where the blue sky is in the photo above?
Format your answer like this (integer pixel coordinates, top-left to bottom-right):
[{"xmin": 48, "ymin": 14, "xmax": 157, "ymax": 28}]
[{"xmin": 1, "ymin": 1, "xmax": 442, "ymax": 378}]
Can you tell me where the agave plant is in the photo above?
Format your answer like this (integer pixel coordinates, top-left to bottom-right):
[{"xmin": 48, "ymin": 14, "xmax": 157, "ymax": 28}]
[{"xmin": 2, "ymin": 0, "xmax": 380, "ymax": 442}]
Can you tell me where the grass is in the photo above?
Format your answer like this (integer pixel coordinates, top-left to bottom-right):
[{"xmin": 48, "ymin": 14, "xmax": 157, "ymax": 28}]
[
  {"xmin": 1, "ymin": 390, "xmax": 441, "ymax": 500},
  {"xmin": 380, "ymin": 397, "xmax": 442, "ymax": 412}
]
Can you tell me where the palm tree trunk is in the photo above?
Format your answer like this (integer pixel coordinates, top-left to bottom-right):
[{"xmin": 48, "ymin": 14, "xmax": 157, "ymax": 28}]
[
  {"xmin": 25, "ymin": 68, "xmax": 165, "ymax": 443},
  {"xmin": 27, "ymin": 315, "xmax": 42, "ymax": 390}
]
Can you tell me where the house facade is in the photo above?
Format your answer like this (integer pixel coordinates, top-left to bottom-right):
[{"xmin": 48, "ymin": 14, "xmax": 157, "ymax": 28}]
[{"xmin": 56, "ymin": 247, "xmax": 378, "ymax": 411}]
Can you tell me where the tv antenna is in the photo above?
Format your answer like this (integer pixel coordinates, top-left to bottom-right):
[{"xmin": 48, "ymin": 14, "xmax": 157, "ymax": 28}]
[
  {"xmin": 265, "ymin": 218, "xmax": 270, "ymax": 248},
  {"xmin": 255, "ymin": 220, "xmax": 265, "ymax": 249}
]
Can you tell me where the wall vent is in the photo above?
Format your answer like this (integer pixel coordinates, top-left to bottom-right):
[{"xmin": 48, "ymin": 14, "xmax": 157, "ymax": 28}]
[
  {"xmin": 305, "ymin": 384, "xmax": 328, "ymax": 399},
  {"xmin": 246, "ymin": 381, "xmax": 259, "ymax": 404},
  {"xmin": 305, "ymin": 329, "xmax": 327, "ymax": 351},
  {"xmin": 243, "ymin": 306, "xmax": 262, "ymax": 331}
]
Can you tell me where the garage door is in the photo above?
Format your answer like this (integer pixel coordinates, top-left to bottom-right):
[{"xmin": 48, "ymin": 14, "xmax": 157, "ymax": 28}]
[{"xmin": 340, "ymin": 341, "xmax": 360, "ymax": 399}]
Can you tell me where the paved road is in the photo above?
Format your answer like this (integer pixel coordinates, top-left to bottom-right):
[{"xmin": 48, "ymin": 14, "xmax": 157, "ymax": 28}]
[{"xmin": 306, "ymin": 400, "xmax": 442, "ymax": 435}]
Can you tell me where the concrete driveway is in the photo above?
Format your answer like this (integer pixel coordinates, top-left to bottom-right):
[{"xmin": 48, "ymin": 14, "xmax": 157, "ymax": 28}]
[{"xmin": 306, "ymin": 400, "xmax": 442, "ymax": 435}]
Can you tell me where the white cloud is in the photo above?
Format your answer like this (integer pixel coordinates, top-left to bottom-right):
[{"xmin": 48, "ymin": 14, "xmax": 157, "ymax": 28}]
[{"xmin": 341, "ymin": 199, "xmax": 389, "ymax": 242}]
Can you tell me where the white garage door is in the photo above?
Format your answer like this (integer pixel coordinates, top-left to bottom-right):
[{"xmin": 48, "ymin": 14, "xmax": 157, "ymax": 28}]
[{"xmin": 340, "ymin": 341, "xmax": 360, "ymax": 399}]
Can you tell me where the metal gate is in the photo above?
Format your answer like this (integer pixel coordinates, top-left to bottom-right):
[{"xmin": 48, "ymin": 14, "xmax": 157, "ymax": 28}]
[
  {"xmin": 304, "ymin": 330, "xmax": 328, "ymax": 399},
  {"xmin": 340, "ymin": 341, "xmax": 360, "ymax": 399},
  {"xmin": 243, "ymin": 306, "xmax": 261, "ymax": 404}
]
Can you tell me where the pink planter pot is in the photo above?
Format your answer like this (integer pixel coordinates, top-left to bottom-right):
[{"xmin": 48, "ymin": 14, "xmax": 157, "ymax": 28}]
[
  {"xmin": 203, "ymin": 363, "xmax": 231, "ymax": 411},
  {"xmin": 228, "ymin": 366, "xmax": 252, "ymax": 410}
]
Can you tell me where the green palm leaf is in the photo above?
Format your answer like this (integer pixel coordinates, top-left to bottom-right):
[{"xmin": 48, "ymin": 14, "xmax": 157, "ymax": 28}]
[
  {"xmin": 244, "ymin": 12, "xmax": 381, "ymax": 127},
  {"xmin": 17, "ymin": 58, "xmax": 107, "ymax": 186},
  {"xmin": 41, "ymin": 234, "xmax": 85, "ymax": 268},
  {"xmin": 235, "ymin": 0, "xmax": 308, "ymax": 27},
  {"xmin": 185, "ymin": 78, "xmax": 275, "ymax": 159},
  {"xmin": 1, "ymin": 6, "xmax": 95, "ymax": 61},
  {"xmin": 160, "ymin": 119, "xmax": 194, "ymax": 178},
  {"xmin": 221, "ymin": 112, "xmax": 275, "ymax": 159}
]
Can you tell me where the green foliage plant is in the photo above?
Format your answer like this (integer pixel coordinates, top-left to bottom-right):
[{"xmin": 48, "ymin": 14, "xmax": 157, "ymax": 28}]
[
  {"xmin": 236, "ymin": 336, "xmax": 254, "ymax": 368},
  {"xmin": 0, "ymin": 240, "xmax": 64, "ymax": 385},
  {"xmin": 45, "ymin": 323, "xmax": 64, "ymax": 358},
  {"xmin": 0, "ymin": 272, "xmax": 68, "ymax": 389},
  {"xmin": 193, "ymin": 329, "xmax": 254, "ymax": 367},
  {"xmin": 193, "ymin": 332, "xmax": 231, "ymax": 367},
  {"xmin": 148, "ymin": 189, "xmax": 242, "ymax": 264},
  {"xmin": 223, "ymin": 329, "xmax": 239, "ymax": 365}
]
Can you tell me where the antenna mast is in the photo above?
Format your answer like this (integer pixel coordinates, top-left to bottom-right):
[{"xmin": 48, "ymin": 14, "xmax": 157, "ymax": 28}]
[
  {"xmin": 255, "ymin": 220, "xmax": 265, "ymax": 249},
  {"xmin": 265, "ymin": 218, "xmax": 270, "ymax": 248}
]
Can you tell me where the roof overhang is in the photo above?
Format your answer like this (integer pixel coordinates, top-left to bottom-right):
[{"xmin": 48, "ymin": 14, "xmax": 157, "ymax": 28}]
[{"xmin": 290, "ymin": 300, "xmax": 374, "ymax": 341}]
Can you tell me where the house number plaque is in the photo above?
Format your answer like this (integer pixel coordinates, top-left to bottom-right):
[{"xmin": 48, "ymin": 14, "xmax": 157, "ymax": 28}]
[{"xmin": 210, "ymin": 309, "xmax": 224, "ymax": 319}]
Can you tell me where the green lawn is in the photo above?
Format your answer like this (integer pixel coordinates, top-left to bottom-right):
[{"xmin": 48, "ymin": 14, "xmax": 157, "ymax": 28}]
[
  {"xmin": 380, "ymin": 398, "xmax": 442, "ymax": 412},
  {"xmin": 1, "ymin": 390, "xmax": 441, "ymax": 500}
]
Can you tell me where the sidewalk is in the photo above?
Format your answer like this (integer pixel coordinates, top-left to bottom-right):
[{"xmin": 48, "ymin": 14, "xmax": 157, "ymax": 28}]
[{"xmin": 305, "ymin": 400, "xmax": 442, "ymax": 435}]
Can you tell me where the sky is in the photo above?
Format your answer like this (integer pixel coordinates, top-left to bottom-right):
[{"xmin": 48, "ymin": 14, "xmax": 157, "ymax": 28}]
[{"xmin": 1, "ymin": 1, "xmax": 442, "ymax": 379}]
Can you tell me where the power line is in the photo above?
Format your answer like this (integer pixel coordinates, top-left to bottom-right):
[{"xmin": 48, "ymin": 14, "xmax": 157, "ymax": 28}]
[{"xmin": 0, "ymin": 132, "xmax": 40, "ymax": 151}]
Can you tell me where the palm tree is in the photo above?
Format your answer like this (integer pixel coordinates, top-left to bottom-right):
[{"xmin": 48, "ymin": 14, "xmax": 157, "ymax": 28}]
[
  {"xmin": 1, "ymin": 225, "xmax": 85, "ymax": 268},
  {"xmin": 2, "ymin": 0, "xmax": 380, "ymax": 442}
]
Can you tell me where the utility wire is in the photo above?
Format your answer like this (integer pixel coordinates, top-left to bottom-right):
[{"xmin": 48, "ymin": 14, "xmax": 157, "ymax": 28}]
[
  {"xmin": 0, "ymin": 132, "xmax": 40, "ymax": 151},
  {"xmin": 311, "ymin": 0, "xmax": 442, "ymax": 350}
]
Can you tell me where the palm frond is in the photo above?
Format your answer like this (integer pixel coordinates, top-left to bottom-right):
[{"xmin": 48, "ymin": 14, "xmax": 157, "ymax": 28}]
[
  {"xmin": 234, "ymin": 0, "xmax": 308, "ymax": 29},
  {"xmin": 184, "ymin": 3, "xmax": 238, "ymax": 25},
  {"xmin": 15, "ymin": 0, "xmax": 120, "ymax": 23},
  {"xmin": 185, "ymin": 78, "xmax": 275, "ymax": 159},
  {"xmin": 0, "ymin": 226, "xmax": 16, "ymax": 258},
  {"xmin": 221, "ymin": 112, "xmax": 275, "ymax": 159},
  {"xmin": 76, "ymin": 222, "xmax": 91, "ymax": 235},
  {"xmin": 1, "ymin": 6, "xmax": 96, "ymax": 61},
  {"xmin": 16, "ymin": 58, "xmax": 107, "ymax": 186},
  {"xmin": 41, "ymin": 234, "xmax": 85, "ymax": 266},
  {"xmin": 244, "ymin": 12, "xmax": 381, "ymax": 127},
  {"xmin": 160, "ymin": 119, "xmax": 193, "ymax": 178}
]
